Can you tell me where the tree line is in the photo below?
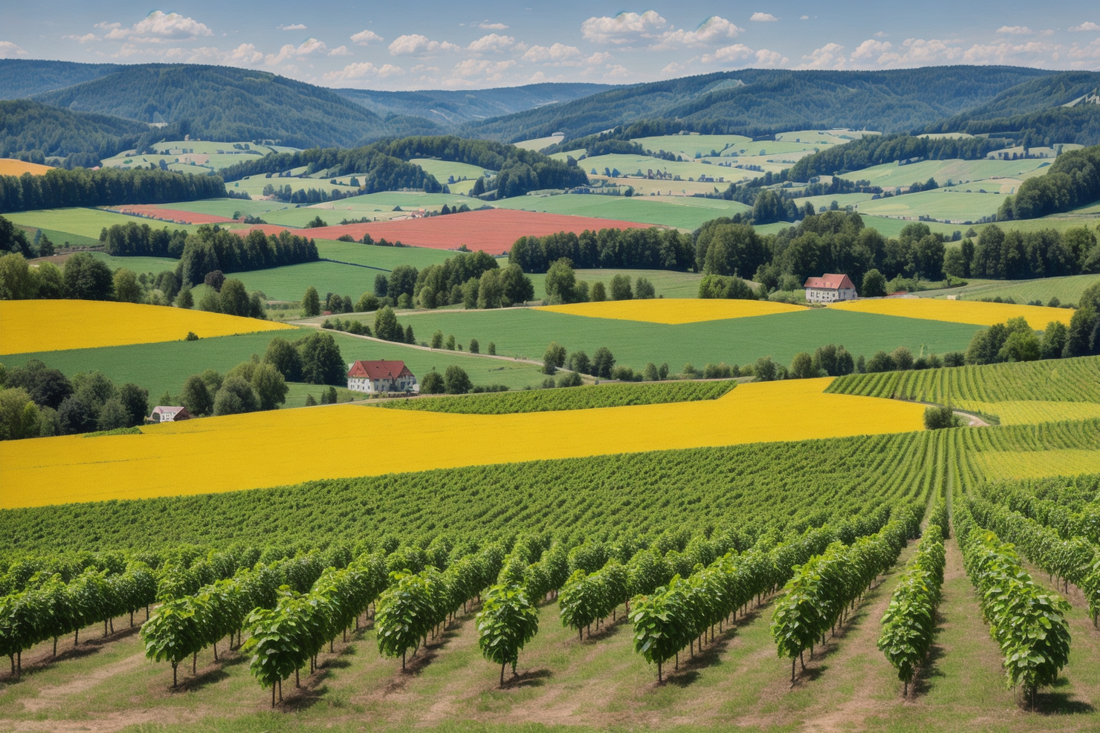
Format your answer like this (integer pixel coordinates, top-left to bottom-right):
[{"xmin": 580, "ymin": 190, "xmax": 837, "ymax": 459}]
[
  {"xmin": 0, "ymin": 167, "xmax": 226, "ymax": 214},
  {"xmin": 997, "ymin": 143, "xmax": 1100, "ymax": 220},
  {"xmin": 789, "ymin": 133, "xmax": 1007, "ymax": 181},
  {"xmin": 509, "ymin": 228, "xmax": 694, "ymax": 274}
]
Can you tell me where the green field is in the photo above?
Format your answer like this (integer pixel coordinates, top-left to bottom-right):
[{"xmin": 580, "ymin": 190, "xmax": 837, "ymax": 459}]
[
  {"xmin": 855, "ymin": 190, "xmax": 1007, "ymax": 223},
  {"xmin": 1, "ymin": 327, "xmax": 547, "ymax": 400},
  {"xmin": 158, "ymin": 199, "xmax": 289, "ymax": 218},
  {"xmin": 493, "ymin": 193, "xmax": 750, "ymax": 229},
  {"xmin": 752, "ymin": 216, "xmax": 964, "ymax": 239},
  {"xmin": 410, "ymin": 158, "xmax": 495, "ymax": 183},
  {"xmin": 14, "ymin": 225, "xmax": 100, "ymax": 248},
  {"xmin": 631, "ymin": 134, "xmax": 754, "ymax": 158},
  {"xmin": 513, "ymin": 134, "xmax": 564, "ymax": 152},
  {"xmin": 315, "ymin": 240, "xmax": 454, "ymax": 269},
  {"xmin": 87, "ymin": 253, "xmax": 181, "ymax": 275},
  {"xmin": 790, "ymin": 192, "xmax": 880, "ymax": 212},
  {"xmin": 583, "ymin": 154, "xmax": 743, "ymax": 183},
  {"xmin": 775, "ymin": 129, "xmax": 877, "ymax": 145},
  {"xmin": 839, "ymin": 158, "xmax": 1049, "ymax": 190},
  {"xmin": 921, "ymin": 274, "xmax": 1100, "ymax": 305},
  {"xmin": 6, "ymin": 208, "xmax": 201, "ymax": 241},
  {"xmin": 384, "ymin": 307, "xmax": 982, "ymax": 370},
  {"xmin": 233, "ymin": 175, "xmax": 361, "ymax": 199},
  {"xmin": 530, "ymin": 268, "xmax": 704, "ymax": 300}
]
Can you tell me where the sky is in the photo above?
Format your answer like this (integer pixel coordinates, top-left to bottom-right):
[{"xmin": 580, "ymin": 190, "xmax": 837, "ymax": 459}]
[{"xmin": 1, "ymin": 2, "xmax": 1099, "ymax": 91}]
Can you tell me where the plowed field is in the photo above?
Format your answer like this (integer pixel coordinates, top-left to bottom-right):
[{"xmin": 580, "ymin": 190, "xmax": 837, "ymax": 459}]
[
  {"xmin": 236, "ymin": 208, "xmax": 655, "ymax": 254},
  {"xmin": 110, "ymin": 205, "xmax": 238, "ymax": 225}
]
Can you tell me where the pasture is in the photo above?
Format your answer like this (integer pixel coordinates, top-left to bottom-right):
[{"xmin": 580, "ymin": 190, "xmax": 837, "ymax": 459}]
[
  {"xmin": 536, "ymin": 299, "xmax": 804, "ymax": 324},
  {"xmin": 854, "ymin": 190, "xmax": 1006, "ymax": 223},
  {"xmin": 631, "ymin": 134, "xmax": 753, "ymax": 158},
  {"xmin": 493, "ymin": 193, "xmax": 750, "ymax": 229},
  {"xmin": 582, "ymin": 154, "xmax": 743, "ymax": 183},
  {"xmin": 0, "ymin": 377, "xmax": 925, "ymax": 508},
  {"xmin": 924, "ymin": 274, "xmax": 1100, "ymax": 305},
  {"xmin": 513, "ymin": 133, "xmax": 564, "ymax": 152},
  {"xmin": 838, "ymin": 158, "xmax": 1049, "ymax": 190},
  {"xmin": 156, "ymin": 199, "xmax": 289, "ymax": 219},
  {"xmin": 0, "ymin": 326, "xmax": 547, "ymax": 406},
  {"xmin": 0, "ymin": 300, "xmax": 293, "ymax": 355},
  {"xmin": 530, "ymin": 268, "xmax": 704, "ymax": 300},
  {"xmin": 231, "ymin": 175, "xmax": 361, "ymax": 199},
  {"xmin": 394, "ymin": 306, "xmax": 982, "ymax": 369},
  {"xmin": 5, "ymin": 208, "xmax": 200, "ymax": 241},
  {"xmin": 410, "ymin": 158, "xmax": 495, "ymax": 183}
]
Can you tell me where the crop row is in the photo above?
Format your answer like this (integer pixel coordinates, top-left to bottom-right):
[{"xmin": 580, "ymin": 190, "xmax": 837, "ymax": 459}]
[
  {"xmin": 826, "ymin": 355, "xmax": 1100, "ymax": 404},
  {"xmin": 376, "ymin": 380, "xmax": 737, "ymax": 415}
]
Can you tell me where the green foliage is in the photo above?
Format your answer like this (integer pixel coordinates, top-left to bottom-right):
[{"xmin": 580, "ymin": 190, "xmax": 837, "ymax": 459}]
[
  {"xmin": 924, "ymin": 406, "xmax": 963, "ymax": 430},
  {"xmin": 790, "ymin": 133, "xmax": 1006, "ymax": 181},
  {"xmin": 0, "ymin": 167, "xmax": 225, "ymax": 215},
  {"xmin": 476, "ymin": 583, "xmax": 539, "ymax": 685}
]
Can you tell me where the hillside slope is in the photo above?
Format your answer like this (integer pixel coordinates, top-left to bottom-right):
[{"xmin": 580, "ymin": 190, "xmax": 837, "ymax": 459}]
[
  {"xmin": 0, "ymin": 59, "xmax": 123, "ymax": 99},
  {"xmin": 463, "ymin": 67, "xmax": 1054, "ymax": 142},
  {"xmin": 0, "ymin": 99, "xmax": 152, "ymax": 161}
]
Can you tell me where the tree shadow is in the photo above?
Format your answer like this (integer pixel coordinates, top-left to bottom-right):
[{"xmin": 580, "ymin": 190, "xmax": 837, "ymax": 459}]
[
  {"xmin": 1033, "ymin": 678, "xmax": 1096, "ymax": 716},
  {"xmin": 501, "ymin": 668, "xmax": 552, "ymax": 690},
  {"xmin": 662, "ymin": 602, "xmax": 771, "ymax": 688},
  {"xmin": 585, "ymin": 614, "xmax": 629, "ymax": 642},
  {"xmin": 175, "ymin": 666, "xmax": 230, "ymax": 692},
  {"xmin": 911, "ymin": 641, "xmax": 947, "ymax": 697}
]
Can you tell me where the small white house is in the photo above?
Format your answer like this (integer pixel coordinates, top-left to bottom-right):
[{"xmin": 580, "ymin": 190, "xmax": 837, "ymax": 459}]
[
  {"xmin": 347, "ymin": 360, "xmax": 418, "ymax": 395},
  {"xmin": 147, "ymin": 406, "xmax": 193, "ymax": 423},
  {"xmin": 804, "ymin": 273, "xmax": 858, "ymax": 304}
]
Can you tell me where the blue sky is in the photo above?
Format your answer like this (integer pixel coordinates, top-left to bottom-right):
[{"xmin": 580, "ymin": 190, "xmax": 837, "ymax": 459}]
[{"xmin": 2, "ymin": 2, "xmax": 1099, "ymax": 90}]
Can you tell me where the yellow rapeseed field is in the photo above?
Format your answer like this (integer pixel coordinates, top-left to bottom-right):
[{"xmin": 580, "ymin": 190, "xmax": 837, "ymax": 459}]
[
  {"xmin": 0, "ymin": 158, "xmax": 53, "ymax": 176},
  {"xmin": 0, "ymin": 377, "xmax": 926, "ymax": 508},
  {"xmin": 0, "ymin": 300, "xmax": 295, "ymax": 355},
  {"xmin": 536, "ymin": 298, "xmax": 806, "ymax": 324},
  {"xmin": 973, "ymin": 449, "xmax": 1100, "ymax": 481},
  {"xmin": 828, "ymin": 298, "xmax": 1073, "ymax": 330},
  {"xmin": 956, "ymin": 399, "xmax": 1100, "ymax": 426}
]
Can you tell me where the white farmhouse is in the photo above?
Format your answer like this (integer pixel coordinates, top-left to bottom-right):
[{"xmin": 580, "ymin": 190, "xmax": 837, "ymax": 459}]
[
  {"xmin": 804, "ymin": 273, "xmax": 858, "ymax": 304},
  {"xmin": 347, "ymin": 360, "xmax": 418, "ymax": 395},
  {"xmin": 147, "ymin": 406, "xmax": 193, "ymax": 423}
]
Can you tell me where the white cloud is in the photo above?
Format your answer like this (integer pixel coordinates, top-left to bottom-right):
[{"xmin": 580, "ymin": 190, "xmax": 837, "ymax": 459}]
[
  {"xmin": 605, "ymin": 64, "xmax": 631, "ymax": 78},
  {"xmin": 328, "ymin": 45, "xmax": 352, "ymax": 56},
  {"xmin": 351, "ymin": 29, "xmax": 384, "ymax": 46},
  {"xmin": 64, "ymin": 33, "xmax": 99, "ymax": 43},
  {"xmin": 323, "ymin": 61, "xmax": 405, "ymax": 82},
  {"xmin": 797, "ymin": 42, "xmax": 846, "ymax": 69},
  {"xmin": 98, "ymin": 11, "xmax": 213, "ymax": 43},
  {"xmin": 266, "ymin": 38, "xmax": 327, "ymax": 65},
  {"xmin": 581, "ymin": 11, "xmax": 667, "ymax": 44},
  {"xmin": 467, "ymin": 33, "xmax": 518, "ymax": 54},
  {"xmin": 997, "ymin": 26, "xmax": 1033, "ymax": 35},
  {"xmin": 189, "ymin": 45, "xmax": 263, "ymax": 65},
  {"xmin": 661, "ymin": 60, "xmax": 693, "ymax": 75},
  {"xmin": 1069, "ymin": 21, "xmax": 1100, "ymax": 32},
  {"xmin": 0, "ymin": 41, "xmax": 28, "ymax": 58},
  {"xmin": 654, "ymin": 16, "xmax": 743, "ymax": 48},
  {"xmin": 388, "ymin": 34, "xmax": 462, "ymax": 56},
  {"xmin": 443, "ymin": 58, "xmax": 516, "ymax": 86},
  {"xmin": 278, "ymin": 23, "xmax": 307, "ymax": 31},
  {"xmin": 225, "ymin": 43, "xmax": 264, "ymax": 64},
  {"xmin": 702, "ymin": 43, "xmax": 754, "ymax": 63},
  {"xmin": 755, "ymin": 48, "xmax": 789, "ymax": 66},
  {"xmin": 800, "ymin": 15, "xmax": 809, "ymax": 20},
  {"xmin": 750, "ymin": 13, "xmax": 779, "ymax": 22},
  {"xmin": 963, "ymin": 40, "xmax": 1055, "ymax": 64},
  {"xmin": 478, "ymin": 21, "xmax": 508, "ymax": 30},
  {"xmin": 523, "ymin": 43, "xmax": 582, "ymax": 64}
]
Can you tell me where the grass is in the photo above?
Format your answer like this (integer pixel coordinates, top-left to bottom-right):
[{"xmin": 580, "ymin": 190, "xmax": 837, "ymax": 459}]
[
  {"xmin": 15, "ymin": 225, "xmax": 100, "ymax": 248},
  {"xmin": 582, "ymin": 154, "xmax": 744, "ymax": 184},
  {"xmin": 410, "ymin": 158, "xmax": 495, "ymax": 182},
  {"xmin": 855, "ymin": 190, "xmax": 1007, "ymax": 223},
  {"xmin": 0, "ymin": 327, "xmax": 547, "ymax": 406},
  {"xmin": 919, "ymin": 274, "xmax": 1100, "ymax": 306},
  {"xmin": 530, "ymin": 269, "xmax": 705, "ymax": 300},
  {"xmin": 493, "ymin": 194, "xmax": 750, "ymax": 230},
  {"xmin": 194, "ymin": 261, "xmax": 388, "ymax": 302},
  {"xmin": 157, "ymin": 199, "xmax": 290, "ymax": 218},
  {"xmin": 829, "ymin": 298, "xmax": 1073, "ymax": 330},
  {"xmin": 5, "ymin": 208, "xmax": 201, "ymax": 240},
  {"xmin": 390, "ymin": 307, "xmax": 982, "ymax": 370},
  {"xmin": 536, "ymin": 299, "xmax": 804, "ymax": 324},
  {"xmin": 0, "ymin": 377, "xmax": 927, "ymax": 508},
  {"xmin": 631, "ymin": 134, "xmax": 754, "ymax": 157},
  {"xmin": 838, "ymin": 158, "xmax": 1050, "ymax": 190},
  {"xmin": 513, "ymin": 134, "xmax": 564, "ymax": 151},
  {"xmin": 315, "ymin": 240, "xmax": 456, "ymax": 269}
]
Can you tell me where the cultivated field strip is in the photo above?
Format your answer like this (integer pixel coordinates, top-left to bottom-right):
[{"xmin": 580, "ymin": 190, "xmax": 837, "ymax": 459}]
[{"xmin": 826, "ymin": 356, "xmax": 1100, "ymax": 404}]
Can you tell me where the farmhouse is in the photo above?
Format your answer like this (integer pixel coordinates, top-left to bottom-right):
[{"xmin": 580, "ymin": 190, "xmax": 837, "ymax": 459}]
[
  {"xmin": 804, "ymin": 273, "xmax": 858, "ymax": 304},
  {"xmin": 147, "ymin": 406, "xmax": 193, "ymax": 423},
  {"xmin": 347, "ymin": 360, "xmax": 418, "ymax": 395}
]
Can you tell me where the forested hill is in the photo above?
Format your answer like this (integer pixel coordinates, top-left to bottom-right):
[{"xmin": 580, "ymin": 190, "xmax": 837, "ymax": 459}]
[
  {"xmin": 0, "ymin": 100, "xmax": 152, "ymax": 165},
  {"xmin": 334, "ymin": 83, "xmax": 615, "ymax": 126},
  {"xmin": 0, "ymin": 59, "xmax": 123, "ymax": 99},
  {"xmin": 462, "ymin": 67, "xmax": 1054, "ymax": 143},
  {"xmin": 921, "ymin": 71, "xmax": 1100, "ymax": 146},
  {"xmin": 30, "ymin": 64, "xmax": 398, "ymax": 148}
]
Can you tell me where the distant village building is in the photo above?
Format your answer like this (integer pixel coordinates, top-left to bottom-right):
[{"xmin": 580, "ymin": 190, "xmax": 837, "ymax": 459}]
[
  {"xmin": 804, "ymin": 273, "xmax": 858, "ymax": 304},
  {"xmin": 147, "ymin": 406, "xmax": 193, "ymax": 423},
  {"xmin": 347, "ymin": 360, "xmax": 418, "ymax": 395}
]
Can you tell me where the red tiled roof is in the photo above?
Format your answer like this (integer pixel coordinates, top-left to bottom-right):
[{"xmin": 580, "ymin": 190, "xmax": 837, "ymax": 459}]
[
  {"xmin": 804, "ymin": 273, "xmax": 856, "ymax": 290},
  {"xmin": 347, "ymin": 360, "xmax": 414, "ymax": 380}
]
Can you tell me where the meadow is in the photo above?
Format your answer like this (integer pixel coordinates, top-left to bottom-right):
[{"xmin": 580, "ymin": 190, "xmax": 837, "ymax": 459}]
[
  {"xmin": 410, "ymin": 158, "xmax": 495, "ymax": 183},
  {"xmin": 536, "ymin": 298, "xmax": 804, "ymax": 324},
  {"xmin": 529, "ymin": 268, "xmax": 704, "ymax": 300},
  {"xmin": 0, "ymin": 300, "xmax": 293, "ymax": 355},
  {"xmin": 493, "ymin": 193, "xmax": 751, "ymax": 229},
  {"xmin": 155, "ymin": 198, "xmax": 288, "ymax": 219},
  {"xmin": 581, "ymin": 154, "xmax": 745, "ymax": 183},
  {"xmin": 838, "ymin": 158, "xmax": 1049, "ymax": 190},
  {"xmin": 512, "ymin": 133, "xmax": 564, "ymax": 152},
  {"xmin": 5, "ymin": 208, "xmax": 201, "ymax": 241},
  {"xmin": 631, "ymin": 134, "xmax": 754, "ymax": 157},
  {"xmin": 394, "ymin": 306, "xmax": 982, "ymax": 369},
  {"xmin": 1, "ymin": 321, "xmax": 546, "ymax": 399},
  {"xmin": 853, "ymin": 189, "xmax": 1007, "ymax": 223},
  {"xmin": 0, "ymin": 377, "xmax": 926, "ymax": 508},
  {"xmin": 924, "ymin": 274, "xmax": 1100, "ymax": 305}
]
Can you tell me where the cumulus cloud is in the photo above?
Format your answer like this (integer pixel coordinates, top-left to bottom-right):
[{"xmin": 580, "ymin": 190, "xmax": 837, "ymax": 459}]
[
  {"xmin": 478, "ymin": 21, "xmax": 508, "ymax": 30},
  {"xmin": 278, "ymin": 23, "xmax": 307, "ymax": 31},
  {"xmin": 64, "ymin": 33, "xmax": 99, "ymax": 43},
  {"xmin": 266, "ymin": 38, "xmax": 327, "ymax": 65},
  {"xmin": 702, "ymin": 43, "xmax": 754, "ymax": 63},
  {"xmin": 800, "ymin": 15, "xmax": 810, "ymax": 20},
  {"xmin": 604, "ymin": 64, "xmax": 631, "ymax": 78},
  {"xmin": 755, "ymin": 48, "xmax": 789, "ymax": 66},
  {"xmin": 581, "ymin": 11, "xmax": 667, "ymax": 44},
  {"xmin": 0, "ymin": 41, "xmax": 28, "ymax": 58},
  {"xmin": 98, "ymin": 11, "xmax": 213, "ymax": 42},
  {"xmin": 1069, "ymin": 21, "xmax": 1100, "ymax": 32},
  {"xmin": 963, "ymin": 40, "xmax": 1055, "ymax": 64},
  {"xmin": 323, "ymin": 61, "xmax": 405, "ymax": 82},
  {"xmin": 328, "ymin": 45, "xmax": 352, "ymax": 56},
  {"xmin": 443, "ymin": 58, "xmax": 516, "ymax": 86},
  {"xmin": 750, "ymin": 13, "xmax": 779, "ymax": 22},
  {"xmin": 351, "ymin": 29, "xmax": 384, "ymax": 45},
  {"xmin": 467, "ymin": 33, "xmax": 518, "ymax": 54},
  {"xmin": 523, "ymin": 43, "xmax": 582, "ymax": 64},
  {"xmin": 388, "ymin": 34, "xmax": 462, "ymax": 56},
  {"xmin": 997, "ymin": 26, "xmax": 1033, "ymax": 35},
  {"xmin": 797, "ymin": 42, "xmax": 847, "ymax": 69},
  {"xmin": 654, "ymin": 16, "xmax": 744, "ymax": 48}
]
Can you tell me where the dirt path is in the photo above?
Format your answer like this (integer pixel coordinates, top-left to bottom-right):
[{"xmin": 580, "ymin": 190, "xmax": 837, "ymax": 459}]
[{"xmin": 18, "ymin": 652, "xmax": 146, "ymax": 714}]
